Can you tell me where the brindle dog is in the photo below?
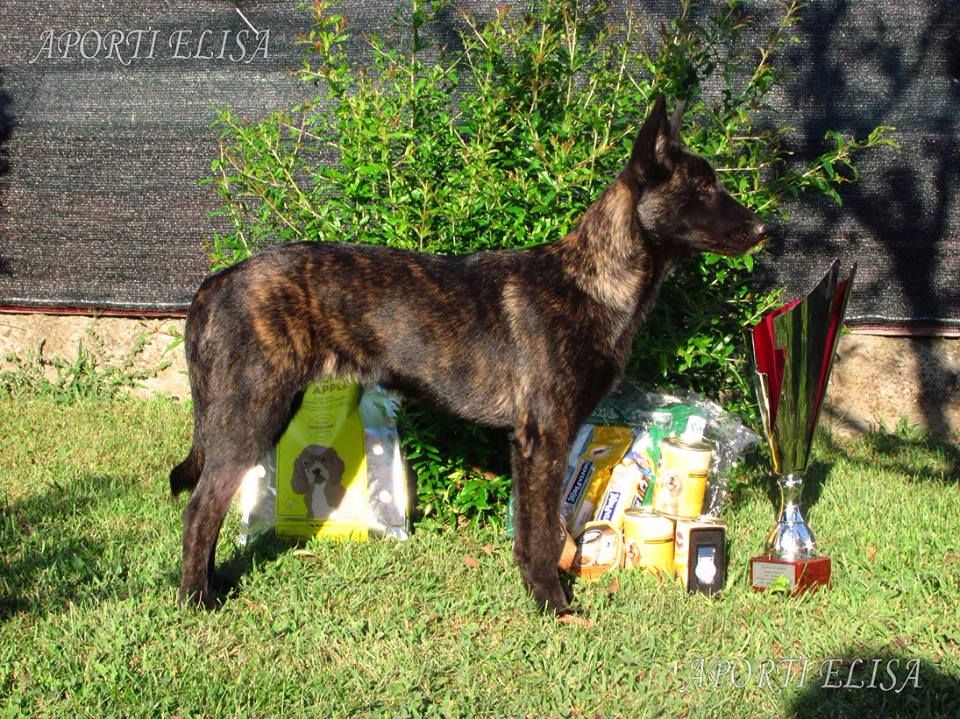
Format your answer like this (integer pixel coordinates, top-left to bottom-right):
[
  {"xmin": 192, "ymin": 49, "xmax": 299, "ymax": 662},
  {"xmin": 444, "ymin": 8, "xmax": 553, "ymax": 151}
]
[{"xmin": 170, "ymin": 97, "xmax": 766, "ymax": 614}]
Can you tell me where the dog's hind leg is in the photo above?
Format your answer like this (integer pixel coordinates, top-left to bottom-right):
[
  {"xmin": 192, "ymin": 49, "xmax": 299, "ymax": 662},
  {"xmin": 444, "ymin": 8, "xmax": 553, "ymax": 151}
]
[
  {"xmin": 178, "ymin": 459, "xmax": 251, "ymax": 608},
  {"xmin": 171, "ymin": 314, "xmax": 211, "ymax": 498},
  {"xmin": 177, "ymin": 386, "xmax": 298, "ymax": 607},
  {"xmin": 510, "ymin": 419, "xmax": 572, "ymax": 614}
]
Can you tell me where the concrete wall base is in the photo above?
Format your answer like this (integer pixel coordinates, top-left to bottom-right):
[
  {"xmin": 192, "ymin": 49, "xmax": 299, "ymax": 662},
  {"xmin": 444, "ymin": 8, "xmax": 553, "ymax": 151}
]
[{"xmin": 0, "ymin": 314, "xmax": 188, "ymax": 400}]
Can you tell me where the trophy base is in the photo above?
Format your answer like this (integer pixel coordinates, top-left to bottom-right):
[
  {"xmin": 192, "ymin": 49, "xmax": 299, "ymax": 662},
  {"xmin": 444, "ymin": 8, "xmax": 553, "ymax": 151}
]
[{"xmin": 750, "ymin": 555, "xmax": 831, "ymax": 595}]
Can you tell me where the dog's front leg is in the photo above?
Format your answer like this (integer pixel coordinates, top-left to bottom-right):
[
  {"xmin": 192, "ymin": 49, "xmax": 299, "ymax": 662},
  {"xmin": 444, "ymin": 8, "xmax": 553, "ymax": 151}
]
[{"xmin": 510, "ymin": 421, "xmax": 571, "ymax": 614}]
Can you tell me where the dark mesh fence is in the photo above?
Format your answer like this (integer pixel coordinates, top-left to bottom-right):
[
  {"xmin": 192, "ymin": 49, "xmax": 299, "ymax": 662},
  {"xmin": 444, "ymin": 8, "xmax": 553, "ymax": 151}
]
[
  {"xmin": 0, "ymin": 1, "xmax": 313, "ymax": 312},
  {"xmin": 767, "ymin": 2, "xmax": 960, "ymax": 332},
  {"xmin": 0, "ymin": 1, "xmax": 956, "ymax": 329}
]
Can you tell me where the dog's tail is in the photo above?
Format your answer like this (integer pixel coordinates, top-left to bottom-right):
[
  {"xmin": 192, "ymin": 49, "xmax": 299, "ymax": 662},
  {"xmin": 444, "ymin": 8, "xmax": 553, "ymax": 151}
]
[
  {"xmin": 171, "ymin": 305, "xmax": 210, "ymax": 498},
  {"xmin": 170, "ymin": 444, "xmax": 204, "ymax": 497}
]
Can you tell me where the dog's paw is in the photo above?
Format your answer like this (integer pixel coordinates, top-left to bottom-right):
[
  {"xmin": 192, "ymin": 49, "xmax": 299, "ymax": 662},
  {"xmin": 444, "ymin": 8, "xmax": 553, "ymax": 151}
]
[
  {"xmin": 177, "ymin": 585, "xmax": 219, "ymax": 611},
  {"xmin": 529, "ymin": 577, "xmax": 572, "ymax": 616},
  {"xmin": 556, "ymin": 610, "xmax": 594, "ymax": 629}
]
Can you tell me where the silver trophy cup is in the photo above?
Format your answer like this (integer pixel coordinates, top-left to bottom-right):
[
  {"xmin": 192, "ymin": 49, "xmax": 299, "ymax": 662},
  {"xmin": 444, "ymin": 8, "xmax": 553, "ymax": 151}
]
[{"xmin": 748, "ymin": 260, "xmax": 856, "ymax": 592}]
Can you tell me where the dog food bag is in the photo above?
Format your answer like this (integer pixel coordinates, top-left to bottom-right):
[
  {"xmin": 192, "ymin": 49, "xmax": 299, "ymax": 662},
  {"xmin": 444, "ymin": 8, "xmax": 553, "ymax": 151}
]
[
  {"xmin": 560, "ymin": 426, "xmax": 633, "ymax": 535},
  {"xmin": 592, "ymin": 457, "xmax": 648, "ymax": 533},
  {"xmin": 274, "ymin": 380, "xmax": 370, "ymax": 539},
  {"xmin": 559, "ymin": 430, "xmax": 596, "ymax": 529},
  {"xmin": 237, "ymin": 382, "xmax": 411, "ymax": 543},
  {"xmin": 555, "ymin": 424, "xmax": 595, "ymax": 530},
  {"xmin": 611, "ymin": 425, "xmax": 664, "ymax": 508},
  {"xmin": 357, "ymin": 385, "xmax": 410, "ymax": 540},
  {"xmin": 566, "ymin": 423, "xmax": 595, "ymax": 478},
  {"xmin": 591, "ymin": 423, "xmax": 686, "ymax": 529}
]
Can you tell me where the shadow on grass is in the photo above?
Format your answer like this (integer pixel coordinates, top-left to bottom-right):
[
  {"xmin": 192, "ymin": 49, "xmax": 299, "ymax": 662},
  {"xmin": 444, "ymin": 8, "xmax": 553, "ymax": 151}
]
[
  {"xmin": 820, "ymin": 427, "xmax": 960, "ymax": 486},
  {"xmin": 210, "ymin": 531, "xmax": 295, "ymax": 603},
  {"xmin": 0, "ymin": 474, "xmax": 124, "ymax": 620},
  {"xmin": 734, "ymin": 422, "xmax": 959, "ymax": 518},
  {"xmin": 787, "ymin": 648, "xmax": 960, "ymax": 719}
]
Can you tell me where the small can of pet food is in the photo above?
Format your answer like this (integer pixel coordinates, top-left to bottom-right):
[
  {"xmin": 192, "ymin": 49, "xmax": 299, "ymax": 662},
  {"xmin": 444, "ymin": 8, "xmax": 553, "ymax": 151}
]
[
  {"xmin": 622, "ymin": 509, "xmax": 675, "ymax": 575},
  {"xmin": 569, "ymin": 521, "xmax": 623, "ymax": 580},
  {"xmin": 653, "ymin": 437, "xmax": 713, "ymax": 518},
  {"xmin": 674, "ymin": 517, "xmax": 726, "ymax": 594}
]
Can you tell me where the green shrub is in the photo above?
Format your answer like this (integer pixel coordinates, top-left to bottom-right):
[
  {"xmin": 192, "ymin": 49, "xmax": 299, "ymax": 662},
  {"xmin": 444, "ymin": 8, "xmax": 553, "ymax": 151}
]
[{"xmin": 202, "ymin": 0, "xmax": 894, "ymax": 525}]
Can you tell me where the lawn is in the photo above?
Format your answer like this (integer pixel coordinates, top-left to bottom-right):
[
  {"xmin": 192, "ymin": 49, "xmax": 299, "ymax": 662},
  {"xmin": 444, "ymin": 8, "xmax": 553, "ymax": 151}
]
[{"xmin": 1, "ymin": 397, "xmax": 958, "ymax": 717}]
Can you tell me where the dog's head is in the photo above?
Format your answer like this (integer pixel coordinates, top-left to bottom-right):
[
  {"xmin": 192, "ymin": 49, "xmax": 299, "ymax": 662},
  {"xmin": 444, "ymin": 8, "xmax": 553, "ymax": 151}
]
[{"xmin": 625, "ymin": 96, "xmax": 766, "ymax": 256}]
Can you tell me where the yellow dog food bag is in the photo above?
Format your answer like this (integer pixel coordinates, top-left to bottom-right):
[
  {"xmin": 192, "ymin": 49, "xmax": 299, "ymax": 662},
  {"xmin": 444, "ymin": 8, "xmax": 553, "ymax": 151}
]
[
  {"xmin": 560, "ymin": 425, "xmax": 633, "ymax": 535},
  {"xmin": 275, "ymin": 380, "xmax": 369, "ymax": 539},
  {"xmin": 238, "ymin": 381, "xmax": 410, "ymax": 542}
]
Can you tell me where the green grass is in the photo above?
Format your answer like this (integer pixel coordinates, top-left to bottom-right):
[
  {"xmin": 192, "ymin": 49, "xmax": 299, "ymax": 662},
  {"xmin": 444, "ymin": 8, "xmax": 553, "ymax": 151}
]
[{"xmin": 1, "ymin": 397, "xmax": 958, "ymax": 717}]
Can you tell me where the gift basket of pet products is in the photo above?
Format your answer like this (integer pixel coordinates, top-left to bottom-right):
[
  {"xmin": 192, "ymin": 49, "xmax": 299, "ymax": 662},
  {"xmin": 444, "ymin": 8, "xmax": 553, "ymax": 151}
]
[{"xmin": 509, "ymin": 385, "xmax": 759, "ymax": 594}]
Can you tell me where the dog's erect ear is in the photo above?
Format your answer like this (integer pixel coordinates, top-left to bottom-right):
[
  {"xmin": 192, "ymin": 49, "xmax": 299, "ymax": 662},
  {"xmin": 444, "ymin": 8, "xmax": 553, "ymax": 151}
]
[{"xmin": 628, "ymin": 96, "xmax": 680, "ymax": 181}]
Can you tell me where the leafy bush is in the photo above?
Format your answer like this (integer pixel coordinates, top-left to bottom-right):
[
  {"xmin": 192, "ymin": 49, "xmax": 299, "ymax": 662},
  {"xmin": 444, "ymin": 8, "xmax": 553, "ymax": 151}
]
[{"xmin": 203, "ymin": 0, "xmax": 894, "ymax": 525}]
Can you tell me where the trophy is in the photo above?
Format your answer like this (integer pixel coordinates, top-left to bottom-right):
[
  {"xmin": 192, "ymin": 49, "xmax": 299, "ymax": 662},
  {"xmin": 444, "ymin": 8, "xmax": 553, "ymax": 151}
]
[{"xmin": 747, "ymin": 260, "xmax": 856, "ymax": 594}]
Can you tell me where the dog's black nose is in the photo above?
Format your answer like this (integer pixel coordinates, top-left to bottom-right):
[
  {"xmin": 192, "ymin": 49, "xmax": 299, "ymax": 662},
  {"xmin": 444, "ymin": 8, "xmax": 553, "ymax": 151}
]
[{"xmin": 754, "ymin": 223, "xmax": 768, "ymax": 243}]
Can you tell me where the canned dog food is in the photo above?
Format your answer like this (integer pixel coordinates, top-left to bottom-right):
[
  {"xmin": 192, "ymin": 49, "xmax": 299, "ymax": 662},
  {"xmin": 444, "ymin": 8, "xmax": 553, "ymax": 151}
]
[
  {"xmin": 622, "ymin": 509, "xmax": 675, "ymax": 575},
  {"xmin": 652, "ymin": 437, "xmax": 713, "ymax": 518},
  {"xmin": 570, "ymin": 521, "xmax": 623, "ymax": 580}
]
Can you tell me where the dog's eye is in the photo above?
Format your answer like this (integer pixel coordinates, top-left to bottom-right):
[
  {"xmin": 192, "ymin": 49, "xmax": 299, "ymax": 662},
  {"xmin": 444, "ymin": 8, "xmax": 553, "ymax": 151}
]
[{"xmin": 698, "ymin": 178, "xmax": 715, "ymax": 194}]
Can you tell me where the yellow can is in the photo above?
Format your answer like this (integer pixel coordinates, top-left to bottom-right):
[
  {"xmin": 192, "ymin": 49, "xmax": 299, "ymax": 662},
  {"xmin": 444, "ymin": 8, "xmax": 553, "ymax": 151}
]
[
  {"xmin": 622, "ymin": 509, "xmax": 675, "ymax": 575},
  {"xmin": 652, "ymin": 437, "xmax": 713, "ymax": 518}
]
